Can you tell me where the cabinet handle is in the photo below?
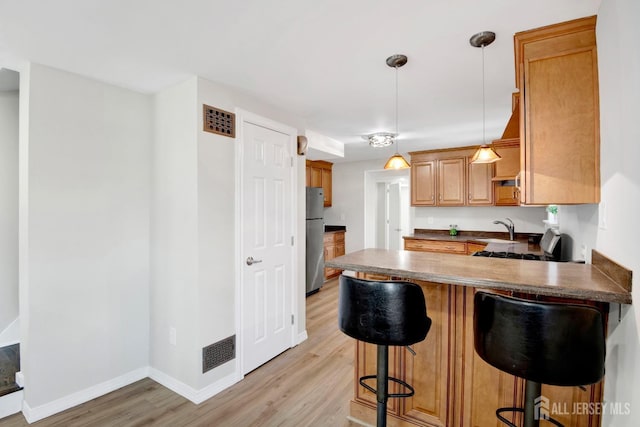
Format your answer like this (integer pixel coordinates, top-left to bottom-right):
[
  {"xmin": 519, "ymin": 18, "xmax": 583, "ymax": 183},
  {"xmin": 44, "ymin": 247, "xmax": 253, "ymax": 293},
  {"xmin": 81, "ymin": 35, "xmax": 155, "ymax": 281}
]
[
  {"xmin": 439, "ymin": 194, "xmax": 442, "ymax": 201},
  {"xmin": 515, "ymin": 172, "xmax": 520, "ymax": 189}
]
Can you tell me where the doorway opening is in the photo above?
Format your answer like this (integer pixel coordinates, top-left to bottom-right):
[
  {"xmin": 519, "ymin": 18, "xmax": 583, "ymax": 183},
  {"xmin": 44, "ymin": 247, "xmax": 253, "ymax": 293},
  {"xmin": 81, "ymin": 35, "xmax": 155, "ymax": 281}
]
[{"xmin": 364, "ymin": 168, "xmax": 410, "ymax": 250}]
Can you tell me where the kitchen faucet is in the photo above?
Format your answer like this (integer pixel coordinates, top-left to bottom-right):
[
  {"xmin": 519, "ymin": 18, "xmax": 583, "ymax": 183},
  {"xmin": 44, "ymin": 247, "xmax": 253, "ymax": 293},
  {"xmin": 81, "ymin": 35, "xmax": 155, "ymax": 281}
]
[{"xmin": 493, "ymin": 218, "xmax": 515, "ymax": 241}]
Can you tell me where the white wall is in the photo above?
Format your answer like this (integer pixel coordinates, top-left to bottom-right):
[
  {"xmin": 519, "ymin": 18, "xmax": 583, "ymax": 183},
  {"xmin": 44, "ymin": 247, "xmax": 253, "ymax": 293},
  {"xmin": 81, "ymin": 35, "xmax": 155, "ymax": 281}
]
[
  {"xmin": 0, "ymin": 90, "xmax": 18, "ymax": 339},
  {"xmin": 150, "ymin": 77, "xmax": 200, "ymax": 389},
  {"xmin": 150, "ymin": 76, "xmax": 307, "ymax": 395},
  {"xmin": 412, "ymin": 206, "xmax": 546, "ymax": 235},
  {"xmin": 560, "ymin": 1, "xmax": 640, "ymax": 424},
  {"xmin": 20, "ymin": 63, "xmax": 152, "ymax": 412},
  {"xmin": 325, "ymin": 159, "xmax": 546, "ymax": 254}
]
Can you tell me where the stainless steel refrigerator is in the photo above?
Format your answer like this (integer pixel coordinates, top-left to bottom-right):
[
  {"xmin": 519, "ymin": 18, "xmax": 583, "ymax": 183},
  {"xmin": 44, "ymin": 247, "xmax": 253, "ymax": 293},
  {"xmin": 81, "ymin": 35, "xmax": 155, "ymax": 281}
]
[{"xmin": 305, "ymin": 187, "xmax": 324, "ymax": 295}]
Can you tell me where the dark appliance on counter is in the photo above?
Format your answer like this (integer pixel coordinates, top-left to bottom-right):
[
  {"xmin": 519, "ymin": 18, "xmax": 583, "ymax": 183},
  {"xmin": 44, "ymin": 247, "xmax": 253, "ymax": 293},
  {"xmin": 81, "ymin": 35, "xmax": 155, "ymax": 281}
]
[
  {"xmin": 305, "ymin": 187, "xmax": 324, "ymax": 295},
  {"xmin": 473, "ymin": 228, "xmax": 562, "ymax": 261}
]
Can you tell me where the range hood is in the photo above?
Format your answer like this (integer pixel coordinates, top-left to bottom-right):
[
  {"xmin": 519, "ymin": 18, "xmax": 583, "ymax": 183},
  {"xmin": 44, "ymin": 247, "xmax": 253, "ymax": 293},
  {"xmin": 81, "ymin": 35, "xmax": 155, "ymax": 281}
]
[{"xmin": 491, "ymin": 93, "xmax": 520, "ymax": 182}]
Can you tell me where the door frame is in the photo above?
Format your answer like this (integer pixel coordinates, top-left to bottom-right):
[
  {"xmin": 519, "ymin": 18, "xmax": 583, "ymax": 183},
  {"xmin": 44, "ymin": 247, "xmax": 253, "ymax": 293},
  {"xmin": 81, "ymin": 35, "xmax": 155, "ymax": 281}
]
[
  {"xmin": 364, "ymin": 168, "xmax": 411, "ymax": 250},
  {"xmin": 234, "ymin": 108, "xmax": 299, "ymax": 377}
]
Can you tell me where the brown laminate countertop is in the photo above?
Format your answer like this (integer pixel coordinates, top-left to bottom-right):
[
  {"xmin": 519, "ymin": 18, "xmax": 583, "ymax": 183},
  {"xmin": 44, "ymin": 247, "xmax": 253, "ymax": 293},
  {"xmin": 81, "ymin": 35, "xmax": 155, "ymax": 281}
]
[
  {"xmin": 404, "ymin": 231, "xmax": 543, "ymax": 254},
  {"xmin": 325, "ymin": 248, "xmax": 631, "ymax": 304}
]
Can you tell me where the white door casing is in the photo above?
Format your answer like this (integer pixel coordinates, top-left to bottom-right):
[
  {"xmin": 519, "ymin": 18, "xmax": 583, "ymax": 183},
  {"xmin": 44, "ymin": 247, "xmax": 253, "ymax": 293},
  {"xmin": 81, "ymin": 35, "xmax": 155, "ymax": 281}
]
[
  {"xmin": 388, "ymin": 182, "xmax": 402, "ymax": 250},
  {"xmin": 236, "ymin": 110, "xmax": 297, "ymax": 375}
]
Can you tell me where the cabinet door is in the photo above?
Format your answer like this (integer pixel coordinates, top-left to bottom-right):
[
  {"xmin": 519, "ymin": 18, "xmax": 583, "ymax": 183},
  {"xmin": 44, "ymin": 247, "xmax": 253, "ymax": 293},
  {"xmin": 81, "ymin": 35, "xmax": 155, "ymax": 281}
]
[
  {"xmin": 323, "ymin": 233, "xmax": 336, "ymax": 279},
  {"xmin": 494, "ymin": 145, "xmax": 520, "ymax": 180},
  {"xmin": 404, "ymin": 238, "xmax": 467, "ymax": 255},
  {"xmin": 399, "ymin": 282, "xmax": 453, "ymax": 426},
  {"xmin": 518, "ymin": 17, "xmax": 600, "ymax": 204},
  {"xmin": 438, "ymin": 158, "xmax": 465, "ymax": 206},
  {"xmin": 467, "ymin": 161, "xmax": 494, "ymax": 206},
  {"xmin": 466, "ymin": 242, "xmax": 487, "ymax": 255},
  {"xmin": 321, "ymin": 167, "xmax": 332, "ymax": 207},
  {"xmin": 310, "ymin": 167, "xmax": 322, "ymax": 188},
  {"xmin": 540, "ymin": 382, "xmax": 604, "ymax": 426},
  {"xmin": 494, "ymin": 183, "xmax": 519, "ymax": 206},
  {"xmin": 411, "ymin": 161, "xmax": 436, "ymax": 206},
  {"xmin": 354, "ymin": 342, "xmax": 402, "ymax": 415},
  {"xmin": 459, "ymin": 287, "xmax": 523, "ymax": 427}
]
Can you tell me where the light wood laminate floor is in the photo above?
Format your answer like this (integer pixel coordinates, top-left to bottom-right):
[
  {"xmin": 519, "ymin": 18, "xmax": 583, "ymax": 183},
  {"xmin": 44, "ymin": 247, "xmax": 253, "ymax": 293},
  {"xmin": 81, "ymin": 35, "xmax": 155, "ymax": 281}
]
[{"xmin": 0, "ymin": 278, "xmax": 362, "ymax": 427}]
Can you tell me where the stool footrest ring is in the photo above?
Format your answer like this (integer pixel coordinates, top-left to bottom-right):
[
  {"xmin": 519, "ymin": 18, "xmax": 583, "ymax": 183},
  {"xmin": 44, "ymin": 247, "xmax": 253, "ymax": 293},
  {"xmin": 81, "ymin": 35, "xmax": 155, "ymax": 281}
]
[
  {"xmin": 496, "ymin": 407, "xmax": 564, "ymax": 427},
  {"xmin": 359, "ymin": 375, "xmax": 415, "ymax": 398}
]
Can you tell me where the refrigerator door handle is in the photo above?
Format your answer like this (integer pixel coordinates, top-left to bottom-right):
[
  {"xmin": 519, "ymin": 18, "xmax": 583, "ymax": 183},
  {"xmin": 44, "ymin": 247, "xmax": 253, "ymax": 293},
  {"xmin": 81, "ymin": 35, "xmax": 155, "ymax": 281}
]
[{"xmin": 246, "ymin": 256, "xmax": 263, "ymax": 266}]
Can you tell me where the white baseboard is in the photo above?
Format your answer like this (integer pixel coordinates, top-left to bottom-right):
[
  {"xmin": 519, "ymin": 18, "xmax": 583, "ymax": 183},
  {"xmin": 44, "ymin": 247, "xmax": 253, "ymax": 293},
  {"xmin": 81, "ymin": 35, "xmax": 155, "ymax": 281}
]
[
  {"xmin": 17, "ymin": 365, "xmax": 243, "ymax": 423},
  {"xmin": 297, "ymin": 330, "xmax": 308, "ymax": 345},
  {"xmin": 0, "ymin": 390, "xmax": 23, "ymax": 420},
  {"xmin": 148, "ymin": 367, "xmax": 241, "ymax": 404},
  {"xmin": 22, "ymin": 367, "xmax": 149, "ymax": 424}
]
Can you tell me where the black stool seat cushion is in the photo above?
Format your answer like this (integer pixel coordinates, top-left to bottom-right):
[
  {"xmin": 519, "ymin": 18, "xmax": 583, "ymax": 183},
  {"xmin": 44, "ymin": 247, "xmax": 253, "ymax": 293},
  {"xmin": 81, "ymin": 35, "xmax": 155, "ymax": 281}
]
[
  {"xmin": 474, "ymin": 292, "xmax": 606, "ymax": 387},
  {"xmin": 338, "ymin": 276, "xmax": 431, "ymax": 346}
]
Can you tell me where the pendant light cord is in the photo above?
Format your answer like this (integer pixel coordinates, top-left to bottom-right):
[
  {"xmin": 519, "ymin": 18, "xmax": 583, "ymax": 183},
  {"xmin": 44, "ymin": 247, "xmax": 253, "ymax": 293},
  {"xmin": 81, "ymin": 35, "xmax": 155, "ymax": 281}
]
[
  {"xmin": 482, "ymin": 44, "xmax": 486, "ymax": 145},
  {"xmin": 395, "ymin": 64, "xmax": 400, "ymax": 155}
]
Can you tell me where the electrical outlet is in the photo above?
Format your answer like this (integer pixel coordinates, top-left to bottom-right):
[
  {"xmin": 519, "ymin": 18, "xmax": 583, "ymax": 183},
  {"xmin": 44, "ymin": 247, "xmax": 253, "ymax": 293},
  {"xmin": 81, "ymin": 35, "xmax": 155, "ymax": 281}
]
[
  {"xmin": 170, "ymin": 327, "xmax": 177, "ymax": 346},
  {"xmin": 581, "ymin": 244, "xmax": 587, "ymax": 260}
]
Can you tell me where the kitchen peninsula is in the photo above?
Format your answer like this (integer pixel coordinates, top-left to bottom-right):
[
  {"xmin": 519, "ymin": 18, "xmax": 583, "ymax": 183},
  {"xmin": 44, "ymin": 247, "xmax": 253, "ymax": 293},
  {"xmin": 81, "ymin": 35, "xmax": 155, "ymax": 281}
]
[{"xmin": 326, "ymin": 249, "xmax": 631, "ymax": 426}]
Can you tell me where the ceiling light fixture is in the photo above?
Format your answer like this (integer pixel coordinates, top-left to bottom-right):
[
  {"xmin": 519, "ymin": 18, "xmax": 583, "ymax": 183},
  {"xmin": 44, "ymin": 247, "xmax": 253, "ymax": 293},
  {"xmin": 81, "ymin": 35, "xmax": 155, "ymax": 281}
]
[
  {"xmin": 365, "ymin": 132, "xmax": 396, "ymax": 148},
  {"xmin": 383, "ymin": 54, "xmax": 410, "ymax": 170},
  {"xmin": 469, "ymin": 31, "xmax": 501, "ymax": 164}
]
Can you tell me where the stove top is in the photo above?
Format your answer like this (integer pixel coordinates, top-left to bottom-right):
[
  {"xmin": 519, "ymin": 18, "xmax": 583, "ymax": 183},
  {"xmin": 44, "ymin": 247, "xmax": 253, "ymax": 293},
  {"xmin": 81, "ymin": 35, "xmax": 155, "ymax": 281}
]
[{"xmin": 472, "ymin": 251, "xmax": 551, "ymax": 261}]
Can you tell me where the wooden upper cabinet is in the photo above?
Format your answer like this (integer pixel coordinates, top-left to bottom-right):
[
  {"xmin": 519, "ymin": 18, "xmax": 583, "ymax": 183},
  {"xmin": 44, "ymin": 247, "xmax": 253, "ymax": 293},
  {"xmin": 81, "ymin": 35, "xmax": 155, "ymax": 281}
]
[
  {"xmin": 306, "ymin": 160, "xmax": 333, "ymax": 207},
  {"xmin": 411, "ymin": 149, "xmax": 493, "ymax": 207},
  {"xmin": 493, "ymin": 140, "xmax": 521, "ymax": 206},
  {"xmin": 438, "ymin": 157, "xmax": 466, "ymax": 206},
  {"xmin": 515, "ymin": 16, "xmax": 600, "ymax": 204},
  {"xmin": 411, "ymin": 160, "xmax": 436, "ymax": 206},
  {"xmin": 468, "ymin": 161, "xmax": 494, "ymax": 206}
]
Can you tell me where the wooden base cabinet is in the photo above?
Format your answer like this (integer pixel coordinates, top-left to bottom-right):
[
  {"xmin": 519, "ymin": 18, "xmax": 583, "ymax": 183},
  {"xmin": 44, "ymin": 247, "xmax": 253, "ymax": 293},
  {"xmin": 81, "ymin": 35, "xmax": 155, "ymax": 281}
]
[
  {"xmin": 348, "ymin": 281, "xmax": 605, "ymax": 427},
  {"xmin": 324, "ymin": 231, "xmax": 345, "ymax": 280}
]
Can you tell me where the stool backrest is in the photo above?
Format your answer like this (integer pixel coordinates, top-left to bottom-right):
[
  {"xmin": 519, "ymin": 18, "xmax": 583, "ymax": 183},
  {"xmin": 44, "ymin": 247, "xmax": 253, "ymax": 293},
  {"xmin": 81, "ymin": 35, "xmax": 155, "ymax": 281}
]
[
  {"xmin": 338, "ymin": 275, "xmax": 431, "ymax": 346},
  {"xmin": 474, "ymin": 291, "xmax": 606, "ymax": 386}
]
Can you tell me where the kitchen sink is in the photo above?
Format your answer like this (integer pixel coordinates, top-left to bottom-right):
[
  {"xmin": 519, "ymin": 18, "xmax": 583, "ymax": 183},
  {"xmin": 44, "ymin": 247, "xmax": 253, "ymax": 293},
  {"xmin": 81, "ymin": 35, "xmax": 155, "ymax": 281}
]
[{"xmin": 475, "ymin": 238, "xmax": 517, "ymax": 244}]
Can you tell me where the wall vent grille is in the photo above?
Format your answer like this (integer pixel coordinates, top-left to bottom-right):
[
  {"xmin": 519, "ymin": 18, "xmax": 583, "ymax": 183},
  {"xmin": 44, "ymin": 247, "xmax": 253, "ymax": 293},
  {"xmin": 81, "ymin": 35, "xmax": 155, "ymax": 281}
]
[
  {"xmin": 202, "ymin": 335, "xmax": 235, "ymax": 373},
  {"xmin": 203, "ymin": 104, "xmax": 235, "ymax": 138}
]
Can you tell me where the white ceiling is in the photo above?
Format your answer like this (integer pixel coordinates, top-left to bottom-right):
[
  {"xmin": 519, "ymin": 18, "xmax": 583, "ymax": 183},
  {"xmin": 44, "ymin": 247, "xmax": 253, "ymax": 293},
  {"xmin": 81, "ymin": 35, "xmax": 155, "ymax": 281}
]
[{"xmin": 0, "ymin": 0, "xmax": 600, "ymax": 163}]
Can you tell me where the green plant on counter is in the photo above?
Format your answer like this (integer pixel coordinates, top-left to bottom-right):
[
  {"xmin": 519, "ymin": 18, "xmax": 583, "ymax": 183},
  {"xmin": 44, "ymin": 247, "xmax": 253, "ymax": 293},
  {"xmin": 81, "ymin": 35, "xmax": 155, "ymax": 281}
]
[
  {"xmin": 449, "ymin": 224, "xmax": 458, "ymax": 236},
  {"xmin": 547, "ymin": 205, "xmax": 558, "ymax": 215}
]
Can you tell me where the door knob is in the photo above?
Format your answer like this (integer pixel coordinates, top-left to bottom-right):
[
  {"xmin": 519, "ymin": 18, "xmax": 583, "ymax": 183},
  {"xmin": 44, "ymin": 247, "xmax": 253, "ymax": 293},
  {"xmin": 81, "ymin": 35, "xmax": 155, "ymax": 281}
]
[{"xmin": 246, "ymin": 256, "xmax": 263, "ymax": 266}]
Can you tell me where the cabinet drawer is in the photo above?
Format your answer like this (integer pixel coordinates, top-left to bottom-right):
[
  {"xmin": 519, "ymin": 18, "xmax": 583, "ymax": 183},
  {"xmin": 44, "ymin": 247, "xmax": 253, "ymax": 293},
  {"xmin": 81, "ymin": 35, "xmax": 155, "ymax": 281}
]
[{"xmin": 404, "ymin": 239, "xmax": 467, "ymax": 254}]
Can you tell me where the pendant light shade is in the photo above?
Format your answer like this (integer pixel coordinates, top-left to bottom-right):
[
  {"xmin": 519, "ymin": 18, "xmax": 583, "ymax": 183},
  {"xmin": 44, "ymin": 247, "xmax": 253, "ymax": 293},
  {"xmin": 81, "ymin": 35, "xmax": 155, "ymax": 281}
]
[
  {"xmin": 470, "ymin": 31, "xmax": 501, "ymax": 164},
  {"xmin": 470, "ymin": 145, "xmax": 502, "ymax": 163},
  {"xmin": 384, "ymin": 153, "xmax": 411, "ymax": 169},
  {"xmin": 383, "ymin": 54, "xmax": 410, "ymax": 170}
]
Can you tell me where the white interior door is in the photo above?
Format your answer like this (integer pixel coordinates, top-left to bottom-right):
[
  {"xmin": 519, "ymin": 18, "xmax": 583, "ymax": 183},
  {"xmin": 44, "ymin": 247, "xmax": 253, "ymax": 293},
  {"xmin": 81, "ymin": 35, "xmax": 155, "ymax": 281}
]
[{"xmin": 240, "ymin": 118, "xmax": 294, "ymax": 375}]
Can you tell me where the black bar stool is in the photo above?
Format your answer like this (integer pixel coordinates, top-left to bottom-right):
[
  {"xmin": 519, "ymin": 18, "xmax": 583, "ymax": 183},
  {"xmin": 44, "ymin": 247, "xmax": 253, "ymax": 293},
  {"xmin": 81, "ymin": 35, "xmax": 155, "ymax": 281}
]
[
  {"xmin": 474, "ymin": 291, "xmax": 606, "ymax": 427},
  {"xmin": 338, "ymin": 275, "xmax": 432, "ymax": 427}
]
